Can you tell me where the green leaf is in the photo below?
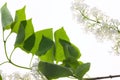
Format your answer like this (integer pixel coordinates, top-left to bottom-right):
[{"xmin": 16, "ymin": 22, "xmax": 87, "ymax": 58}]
[
  {"xmin": 0, "ymin": 74, "xmax": 2, "ymax": 80},
  {"xmin": 11, "ymin": 6, "xmax": 26, "ymax": 33},
  {"xmin": 31, "ymin": 29, "xmax": 54, "ymax": 62},
  {"xmin": 15, "ymin": 19, "xmax": 34, "ymax": 50},
  {"xmin": 23, "ymin": 33, "xmax": 35, "ymax": 52},
  {"xmin": 38, "ymin": 61, "xmax": 73, "ymax": 79},
  {"xmin": 59, "ymin": 39, "xmax": 81, "ymax": 60},
  {"xmin": 75, "ymin": 63, "xmax": 90, "ymax": 80},
  {"xmin": 31, "ymin": 28, "xmax": 53, "ymax": 54},
  {"xmin": 63, "ymin": 59, "xmax": 83, "ymax": 71},
  {"xmin": 36, "ymin": 36, "xmax": 55, "ymax": 63},
  {"xmin": 40, "ymin": 46, "xmax": 55, "ymax": 63},
  {"xmin": 14, "ymin": 20, "xmax": 26, "ymax": 47},
  {"xmin": 1, "ymin": 3, "xmax": 13, "ymax": 30},
  {"xmin": 54, "ymin": 27, "xmax": 69, "ymax": 62},
  {"xmin": 24, "ymin": 19, "xmax": 34, "ymax": 40},
  {"xmin": 35, "ymin": 36, "xmax": 54, "ymax": 56}
]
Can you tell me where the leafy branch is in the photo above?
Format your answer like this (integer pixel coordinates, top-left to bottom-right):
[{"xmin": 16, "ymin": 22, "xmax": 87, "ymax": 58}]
[
  {"xmin": 2, "ymin": 26, "xmax": 32, "ymax": 70},
  {"xmin": 1, "ymin": 1, "xmax": 120, "ymax": 80},
  {"xmin": 0, "ymin": 3, "xmax": 90, "ymax": 80}
]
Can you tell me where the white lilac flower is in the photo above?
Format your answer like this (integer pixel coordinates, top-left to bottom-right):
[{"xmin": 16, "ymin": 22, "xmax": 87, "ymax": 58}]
[
  {"xmin": 3, "ymin": 72, "xmax": 22, "ymax": 80},
  {"xmin": 72, "ymin": 0, "xmax": 89, "ymax": 23},
  {"xmin": 2, "ymin": 71, "xmax": 47, "ymax": 80},
  {"xmin": 22, "ymin": 71, "xmax": 47, "ymax": 80},
  {"xmin": 90, "ymin": 7, "xmax": 105, "ymax": 23},
  {"xmin": 112, "ymin": 41, "xmax": 120, "ymax": 54},
  {"xmin": 0, "ymin": 69, "xmax": 47, "ymax": 80},
  {"xmin": 72, "ymin": 0, "xmax": 120, "ymax": 54},
  {"xmin": 1, "ymin": 69, "xmax": 47, "ymax": 80}
]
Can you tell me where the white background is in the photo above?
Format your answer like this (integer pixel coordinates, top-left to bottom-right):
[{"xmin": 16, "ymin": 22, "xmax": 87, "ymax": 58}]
[{"xmin": 0, "ymin": 0, "xmax": 120, "ymax": 80}]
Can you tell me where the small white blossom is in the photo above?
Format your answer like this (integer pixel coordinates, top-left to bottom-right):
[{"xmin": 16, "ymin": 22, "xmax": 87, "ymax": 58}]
[
  {"xmin": 22, "ymin": 71, "xmax": 47, "ymax": 80},
  {"xmin": 3, "ymin": 72, "xmax": 22, "ymax": 80},
  {"xmin": 90, "ymin": 7, "xmax": 104, "ymax": 22},
  {"xmin": 72, "ymin": 0, "xmax": 89, "ymax": 23},
  {"xmin": 112, "ymin": 41, "xmax": 120, "ymax": 54},
  {"xmin": 31, "ymin": 58, "xmax": 47, "ymax": 80}
]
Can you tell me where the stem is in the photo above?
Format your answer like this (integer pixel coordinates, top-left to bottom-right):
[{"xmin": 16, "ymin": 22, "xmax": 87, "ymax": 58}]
[
  {"xmin": 9, "ymin": 48, "xmax": 16, "ymax": 60},
  {"xmin": 2, "ymin": 29, "xmax": 9, "ymax": 60},
  {"xmin": 80, "ymin": 11, "xmax": 100, "ymax": 23},
  {"xmin": 5, "ymin": 31, "xmax": 12, "ymax": 41},
  {"xmin": 10, "ymin": 60, "xmax": 32, "ymax": 70},
  {"xmin": 9, "ymin": 49, "xmax": 32, "ymax": 70},
  {"xmin": 2, "ymin": 29, "xmax": 31, "ymax": 70},
  {"xmin": 29, "ymin": 54, "xmax": 34, "ymax": 67},
  {"xmin": 4, "ymin": 42, "xmax": 9, "ymax": 60},
  {"xmin": 0, "ymin": 61, "xmax": 9, "ymax": 65},
  {"xmin": 84, "ymin": 75, "xmax": 120, "ymax": 80}
]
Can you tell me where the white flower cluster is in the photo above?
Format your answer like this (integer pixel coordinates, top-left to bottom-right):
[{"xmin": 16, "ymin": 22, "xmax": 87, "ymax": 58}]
[
  {"xmin": 1, "ymin": 71, "xmax": 47, "ymax": 80},
  {"xmin": 72, "ymin": 0, "xmax": 120, "ymax": 54},
  {"xmin": 0, "ymin": 58, "xmax": 47, "ymax": 80}
]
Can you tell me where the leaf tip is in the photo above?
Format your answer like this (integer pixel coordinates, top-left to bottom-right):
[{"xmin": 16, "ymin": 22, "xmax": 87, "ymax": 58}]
[
  {"xmin": 4, "ymin": 2, "xmax": 7, "ymax": 6},
  {"xmin": 23, "ymin": 5, "xmax": 26, "ymax": 9},
  {"xmin": 1, "ymin": 3, "xmax": 7, "ymax": 9}
]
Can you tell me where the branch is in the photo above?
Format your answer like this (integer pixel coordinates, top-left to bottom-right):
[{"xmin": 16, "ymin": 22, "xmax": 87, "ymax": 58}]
[{"xmin": 84, "ymin": 75, "xmax": 120, "ymax": 80}]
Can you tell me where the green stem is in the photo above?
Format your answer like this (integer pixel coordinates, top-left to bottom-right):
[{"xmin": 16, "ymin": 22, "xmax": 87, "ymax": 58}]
[
  {"xmin": 9, "ymin": 48, "xmax": 16, "ymax": 60},
  {"xmin": 5, "ymin": 31, "xmax": 12, "ymax": 41},
  {"xmin": 10, "ymin": 60, "xmax": 32, "ymax": 70},
  {"xmin": 0, "ymin": 61, "xmax": 9, "ymax": 65},
  {"xmin": 2, "ymin": 29, "xmax": 31, "ymax": 70},
  {"xmin": 29, "ymin": 54, "xmax": 34, "ymax": 67},
  {"xmin": 2, "ymin": 29, "xmax": 9, "ymax": 60},
  {"xmin": 4, "ymin": 42, "xmax": 9, "ymax": 60},
  {"xmin": 80, "ymin": 11, "xmax": 100, "ymax": 23},
  {"xmin": 8, "ymin": 44, "xmax": 31, "ymax": 70}
]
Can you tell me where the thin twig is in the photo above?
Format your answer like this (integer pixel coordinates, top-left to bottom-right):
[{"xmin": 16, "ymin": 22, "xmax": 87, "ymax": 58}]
[
  {"xmin": 0, "ymin": 61, "xmax": 9, "ymax": 65},
  {"xmin": 9, "ymin": 48, "xmax": 16, "ymax": 60},
  {"xmin": 5, "ymin": 31, "xmax": 12, "ymax": 42},
  {"xmin": 84, "ymin": 75, "xmax": 120, "ymax": 80},
  {"xmin": 2, "ymin": 30, "xmax": 9, "ymax": 60},
  {"xmin": 10, "ymin": 60, "xmax": 32, "ymax": 70},
  {"xmin": 79, "ymin": 10, "xmax": 100, "ymax": 24},
  {"xmin": 29, "ymin": 54, "xmax": 34, "ymax": 67}
]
